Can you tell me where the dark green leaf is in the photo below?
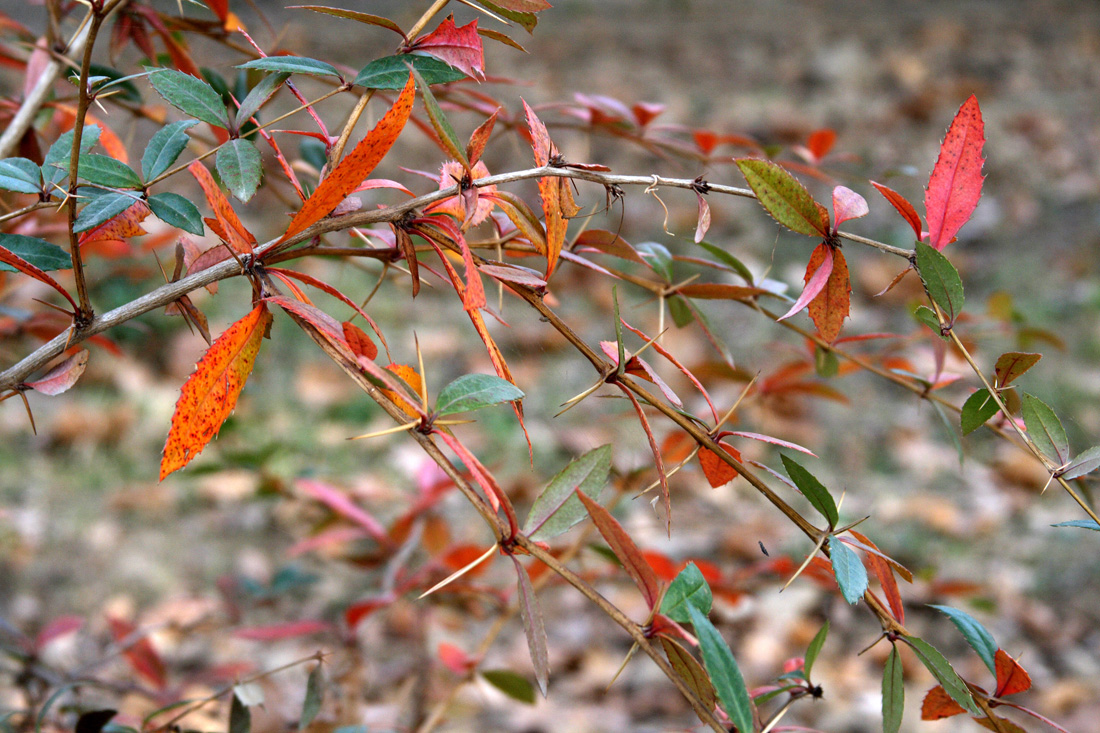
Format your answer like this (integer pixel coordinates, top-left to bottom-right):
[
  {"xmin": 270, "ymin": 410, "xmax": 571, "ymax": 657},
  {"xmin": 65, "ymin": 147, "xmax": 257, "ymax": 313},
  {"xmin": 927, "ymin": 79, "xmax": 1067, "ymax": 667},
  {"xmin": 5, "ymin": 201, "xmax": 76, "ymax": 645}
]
[
  {"xmin": 828, "ymin": 535, "xmax": 868, "ymax": 604},
  {"xmin": 0, "ymin": 158, "xmax": 42, "ymax": 193},
  {"xmin": 735, "ymin": 158, "xmax": 830, "ymax": 237},
  {"xmin": 913, "ymin": 304, "xmax": 942, "ymax": 334},
  {"xmin": 905, "ymin": 636, "xmax": 978, "ymax": 714},
  {"xmin": 804, "ymin": 621, "xmax": 828, "ymax": 681},
  {"xmin": 914, "ymin": 242, "xmax": 964, "ymax": 323},
  {"xmin": 74, "ymin": 709, "xmax": 116, "ymax": 733},
  {"xmin": 1060, "ymin": 446, "xmax": 1100, "ymax": 480},
  {"xmin": 1021, "ymin": 392, "xmax": 1069, "ymax": 464},
  {"xmin": 435, "ymin": 373, "xmax": 524, "ymax": 416},
  {"xmin": 480, "ymin": 669, "xmax": 536, "ymax": 704},
  {"xmin": 0, "ymin": 233, "xmax": 70, "ymax": 272},
  {"xmin": 355, "ymin": 54, "xmax": 465, "ymax": 90},
  {"xmin": 929, "ymin": 604, "xmax": 997, "ymax": 676},
  {"xmin": 686, "ymin": 604, "xmax": 754, "ymax": 733},
  {"xmin": 43, "ymin": 125, "xmax": 101, "ymax": 188},
  {"xmin": 660, "ymin": 562, "xmax": 713, "ymax": 623},
  {"xmin": 228, "ymin": 693, "xmax": 250, "ymax": 733},
  {"xmin": 667, "ymin": 294, "xmax": 695, "ymax": 327},
  {"xmin": 238, "ymin": 56, "xmax": 340, "ymax": 78},
  {"xmin": 142, "ymin": 121, "xmax": 198, "ymax": 181},
  {"xmin": 78, "ymin": 64, "xmax": 144, "ymax": 102},
  {"xmin": 216, "ymin": 139, "xmax": 263, "ymax": 202},
  {"xmin": 408, "ymin": 62, "xmax": 469, "ymax": 169},
  {"xmin": 78, "ymin": 154, "xmax": 142, "ymax": 189},
  {"xmin": 524, "ymin": 445, "xmax": 612, "ymax": 541},
  {"xmin": 235, "ymin": 72, "xmax": 290, "ymax": 128},
  {"xmin": 149, "ymin": 192, "xmax": 204, "ymax": 235},
  {"xmin": 299, "ymin": 665, "xmax": 324, "ymax": 730},
  {"xmin": 149, "ymin": 69, "xmax": 230, "ymax": 128},
  {"xmin": 636, "ymin": 241, "xmax": 673, "ymax": 282},
  {"xmin": 961, "ymin": 389, "xmax": 1000, "ymax": 435},
  {"xmin": 73, "ymin": 192, "xmax": 137, "ymax": 233},
  {"xmin": 814, "ymin": 345, "xmax": 839, "ymax": 377},
  {"xmin": 882, "ymin": 645, "xmax": 904, "ymax": 733},
  {"xmin": 994, "ymin": 351, "xmax": 1041, "ymax": 388},
  {"xmin": 781, "ymin": 454, "xmax": 838, "ymax": 527},
  {"xmin": 1051, "ymin": 519, "xmax": 1100, "ymax": 531},
  {"xmin": 694, "ymin": 240, "xmax": 755, "ymax": 283}
]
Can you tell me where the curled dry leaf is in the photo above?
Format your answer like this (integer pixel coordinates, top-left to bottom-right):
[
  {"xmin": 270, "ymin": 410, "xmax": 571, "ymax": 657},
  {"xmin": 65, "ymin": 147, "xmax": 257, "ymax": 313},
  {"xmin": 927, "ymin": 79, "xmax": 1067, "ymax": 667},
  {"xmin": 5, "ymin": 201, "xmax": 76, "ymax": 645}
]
[{"xmin": 24, "ymin": 350, "xmax": 90, "ymax": 396}]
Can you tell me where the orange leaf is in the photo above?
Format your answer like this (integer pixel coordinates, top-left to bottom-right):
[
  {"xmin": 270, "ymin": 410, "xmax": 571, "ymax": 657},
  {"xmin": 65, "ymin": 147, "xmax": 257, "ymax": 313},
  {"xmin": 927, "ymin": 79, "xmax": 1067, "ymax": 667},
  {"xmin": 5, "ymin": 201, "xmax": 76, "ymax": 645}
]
[
  {"xmin": 921, "ymin": 684, "xmax": 967, "ymax": 720},
  {"xmin": 698, "ymin": 442, "xmax": 741, "ymax": 488},
  {"xmin": 994, "ymin": 648, "xmax": 1032, "ymax": 697},
  {"xmin": 160, "ymin": 304, "xmax": 271, "ymax": 479},
  {"xmin": 188, "ymin": 160, "xmax": 255, "ymax": 254},
  {"xmin": 850, "ymin": 530, "xmax": 904, "ymax": 624},
  {"xmin": 383, "ymin": 363, "xmax": 425, "ymax": 418},
  {"xmin": 343, "ymin": 321, "xmax": 377, "ymax": 361},
  {"xmin": 522, "ymin": 100, "xmax": 566, "ymax": 278},
  {"xmin": 78, "ymin": 200, "xmax": 150, "ymax": 246},
  {"xmin": 278, "ymin": 74, "xmax": 415, "ymax": 245},
  {"xmin": 576, "ymin": 490, "xmax": 661, "ymax": 610},
  {"xmin": 0, "ymin": 241, "xmax": 78, "ymax": 312},
  {"xmin": 807, "ymin": 245, "xmax": 850, "ymax": 343}
]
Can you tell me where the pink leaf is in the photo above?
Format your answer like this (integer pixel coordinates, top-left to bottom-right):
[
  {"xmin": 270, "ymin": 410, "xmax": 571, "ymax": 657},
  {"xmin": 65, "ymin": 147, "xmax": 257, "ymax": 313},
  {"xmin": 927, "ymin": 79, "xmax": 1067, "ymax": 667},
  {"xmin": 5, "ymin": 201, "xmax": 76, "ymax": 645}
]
[
  {"xmin": 871, "ymin": 181, "xmax": 923, "ymax": 239},
  {"xmin": 831, "ymin": 186, "xmax": 868, "ymax": 232},
  {"xmin": 25, "ymin": 350, "xmax": 89, "ymax": 396},
  {"xmin": 694, "ymin": 192, "xmax": 711, "ymax": 243},
  {"xmin": 234, "ymin": 620, "xmax": 331, "ymax": 640},
  {"xmin": 722, "ymin": 431, "xmax": 817, "ymax": 457},
  {"xmin": 35, "ymin": 615, "xmax": 84, "ymax": 650},
  {"xmin": 777, "ymin": 245, "xmax": 834, "ymax": 321},
  {"xmin": 411, "ymin": 15, "xmax": 485, "ymax": 80},
  {"xmin": 297, "ymin": 479, "xmax": 390, "ymax": 545},
  {"xmin": 925, "ymin": 95, "xmax": 985, "ymax": 250}
]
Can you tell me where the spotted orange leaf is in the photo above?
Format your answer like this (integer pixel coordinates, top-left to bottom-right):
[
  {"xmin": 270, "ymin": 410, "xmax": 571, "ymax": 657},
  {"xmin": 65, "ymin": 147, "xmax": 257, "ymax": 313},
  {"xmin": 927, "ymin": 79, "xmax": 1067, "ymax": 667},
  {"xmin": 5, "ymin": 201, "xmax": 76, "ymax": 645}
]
[
  {"xmin": 277, "ymin": 74, "xmax": 415, "ymax": 245},
  {"xmin": 160, "ymin": 304, "xmax": 271, "ymax": 479},
  {"xmin": 522, "ymin": 100, "xmax": 566, "ymax": 278},
  {"xmin": 806, "ymin": 244, "xmax": 850, "ymax": 343},
  {"xmin": 188, "ymin": 160, "xmax": 255, "ymax": 254}
]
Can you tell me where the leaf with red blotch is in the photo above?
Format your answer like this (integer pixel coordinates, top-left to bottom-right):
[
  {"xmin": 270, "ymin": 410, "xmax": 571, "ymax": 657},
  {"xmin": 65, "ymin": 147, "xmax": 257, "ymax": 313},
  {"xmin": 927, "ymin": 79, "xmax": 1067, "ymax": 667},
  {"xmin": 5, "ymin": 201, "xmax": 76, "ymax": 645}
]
[
  {"xmin": 438, "ymin": 642, "xmax": 478, "ymax": 674},
  {"xmin": 778, "ymin": 243, "xmax": 834, "ymax": 322},
  {"xmin": 277, "ymin": 74, "xmax": 415, "ymax": 246},
  {"xmin": 921, "ymin": 685, "xmax": 967, "ymax": 720},
  {"xmin": 831, "ymin": 186, "xmax": 868, "ymax": 231},
  {"xmin": 694, "ymin": 192, "xmax": 711, "ymax": 243},
  {"xmin": 343, "ymin": 321, "xmax": 377, "ymax": 361},
  {"xmin": 188, "ymin": 160, "xmax": 254, "ymax": 254},
  {"xmin": 25, "ymin": 350, "xmax": 89, "ymax": 396},
  {"xmin": 297, "ymin": 478, "xmax": 389, "ymax": 544},
  {"xmin": 410, "ymin": 15, "xmax": 485, "ymax": 80},
  {"xmin": 849, "ymin": 530, "xmax": 905, "ymax": 624},
  {"xmin": 522, "ymin": 100, "xmax": 566, "ymax": 278},
  {"xmin": 994, "ymin": 649, "xmax": 1032, "ymax": 697},
  {"xmin": 511, "ymin": 555, "xmax": 549, "ymax": 697},
  {"xmin": 698, "ymin": 442, "xmax": 741, "ymax": 487},
  {"xmin": 0, "ymin": 241, "xmax": 79, "ymax": 312},
  {"xmin": 576, "ymin": 489, "xmax": 661, "ymax": 610},
  {"xmin": 871, "ymin": 181, "xmax": 923, "ymax": 239},
  {"xmin": 925, "ymin": 95, "xmax": 985, "ymax": 250},
  {"xmin": 107, "ymin": 617, "xmax": 167, "ymax": 689},
  {"xmin": 160, "ymin": 304, "xmax": 271, "ymax": 479},
  {"xmin": 234, "ymin": 620, "xmax": 331, "ymax": 641},
  {"xmin": 807, "ymin": 245, "xmax": 851, "ymax": 343},
  {"xmin": 466, "ymin": 108, "xmax": 498, "ymax": 165}
]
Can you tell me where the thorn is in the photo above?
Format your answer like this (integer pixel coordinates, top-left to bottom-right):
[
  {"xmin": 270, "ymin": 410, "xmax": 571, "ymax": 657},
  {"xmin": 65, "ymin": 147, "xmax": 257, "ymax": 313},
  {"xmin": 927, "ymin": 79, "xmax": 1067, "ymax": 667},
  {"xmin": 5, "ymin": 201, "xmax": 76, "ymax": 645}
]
[
  {"xmin": 418, "ymin": 543, "xmax": 497, "ymax": 599},
  {"xmin": 348, "ymin": 421, "xmax": 418, "ymax": 441}
]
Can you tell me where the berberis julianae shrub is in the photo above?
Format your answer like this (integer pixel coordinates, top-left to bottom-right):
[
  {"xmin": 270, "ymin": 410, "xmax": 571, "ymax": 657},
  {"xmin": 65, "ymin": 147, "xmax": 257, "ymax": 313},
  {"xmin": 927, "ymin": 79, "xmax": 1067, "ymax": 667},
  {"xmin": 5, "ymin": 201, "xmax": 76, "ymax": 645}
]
[{"xmin": 0, "ymin": 1, "xmax": 1092, "ymax": 731}]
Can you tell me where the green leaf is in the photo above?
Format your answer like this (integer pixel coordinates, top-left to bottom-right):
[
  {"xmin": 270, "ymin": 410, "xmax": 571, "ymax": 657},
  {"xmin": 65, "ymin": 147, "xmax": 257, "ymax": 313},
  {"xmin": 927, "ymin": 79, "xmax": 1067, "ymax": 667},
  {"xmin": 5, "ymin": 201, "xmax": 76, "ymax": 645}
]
[
  {"xmin": 235, "ymin": 72, "xmax": 289, "ymax": 128},
  {"xmin": 929, "ymin": 604, "xmax": 997, "ymax": 676},
  {"xmin": 636, "ymin": 241, "xmax": 673, "ymax": 282},
  {"xmin": 149, "ymin": 69, "xmax": 230, "ymax": 128},
  {"xmin": 913, "ymin": 304, "xmax": 942, "ymax": 334},
  {"xmin": 905, "ymin": 636, "xmax": 979, "ymax": 714},
  {"xmin": 1060, "ymin": 446, "xmax": 1100, "ymax": 480},
  {"xmin": 148, "ymin": 192, "xmax": 204, "ymax": 235},
  {"xmin": 435, "ymin": 373, "xmax": 524, "ymax": 416},
  {"xmin": 694, "ymin": 240, "xmax": 755, "ymax": 283},
  {"xmin": 667, "ymin": 294, "xmax": 695, "ymax": 327},
  {"xmin": 216, "ymin": 139, "xmax": 263, "ymax": 202},
  {"xmin": 1051, "ymin": 519, "xmax": 1100, "ymax": 531},
  {"xmin": 142, "ymin": 121, "xmax": 198, "ymax": 181},
  {"xmin": 686, "ymin": 604, "xmax": 754, "ymax": 733},
  {"xmin": 914, "ymin": 241, "xmax": 964, "ymax": 323},
  {"xmin": 735, "ymin": 158, "xmax": 830, "ymax": 237},
  {"xmin": 660, "ymin": 562, "xmax": 713, "ymax": 623},
  {"xmin": 994, "ymin": 351, "xmax": 1041, "ymax": 388},
  {"xmin": 43, "ymin": 125, "xmax": 101, "ymax": 188},
  {"xmin": 78, "ymin": 153, "xmax": 142, "ymax": 189},
  {"xmin": 803, "ymin": 621, "xmax": 828, "ymax": 681},
  {"xmin": 408, "ymin": 62, "xmax": 469, "ymax": 169},
  {"xmin": 961, "ymin": 389, "xmax": 1000, "ymax": 435},
  {"xmin": 238, "ymin": 56, "xmax": 340, "ymax": 78},
  {"xmin": 1021, "ymin": 392, "xmax": 1069, "ymax": 464},
  {"xmin": 470, "ymin": 0, "xmax": 539, "ymax": 32},
  {"xmin": 73, "ymin": 192, "xmax": 137, "ymax": 233},
  {"xmin": 299, "ymin": 665, "xmax": 324, "ymax": 730},
  {"xmin": 228, "ymin": 693, "xmax": 251, "ymax": 733},
  {"xmin": 828, "ymin": 536, "xmax": 868, "ymax": 604},
  {"xmin": 355, "ymin": 54, "xmax": 465, "ymax": 90},
  {"xmin": 480, "ymin": 669, "xmax": 536, "ymax": 704},
  {"xmin": 0, "ymin": 158, "xmax": 42, "ymax": 193},
  {"xmin": 0, "ymin": 233, "xmax": 70, "ymax": 272},
  {"xmin": 524, "ymin": 445, "xmax": 612, "ymax": 541},
  {"xmin": 882, "ymin": 645, "xmax": 904, "ymax": 733},
  {"xmin": 781, "ymin": 454, "xmax": 838, "ymax": 527},
  {"xmin": 814, "ymin": 345, "xmax": 839, "ymax": 377}
]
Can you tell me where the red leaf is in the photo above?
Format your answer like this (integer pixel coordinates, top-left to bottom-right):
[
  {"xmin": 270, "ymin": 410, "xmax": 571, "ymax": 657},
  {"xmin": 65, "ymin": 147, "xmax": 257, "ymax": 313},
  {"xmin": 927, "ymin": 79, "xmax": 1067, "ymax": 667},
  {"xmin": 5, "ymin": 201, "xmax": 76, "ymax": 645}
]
[
  {"xmin": 160, "ymin": 304, "xmax": 271, "ymax": 479},
  {"xmin": 107, "ymin": 617, "xmax": 167, "ymax": 689},
  {"xmin": 438, "ymin": 642, "xmax": 478, "ymax": 674},
  {"xmin": 343, "ymin": 321, "xmax": 377, "ymax": 361},
  {"xmin": 871, "ymin": 181, "xmax": 923, "ymax": 239},
  {"xmin": 345, "ymin": 594, "xmax": 395, "ymax": 630},
  {"xmin": 297, "ymin": 478, "xmax": 389, "ymax": 545},
  {"xmin": 411, "ymin": 15, "xmax": 485, "ymax": 80},
  {"xmin": 807, "ymin": 245, "xmax": 851, "ymax": 343},
  {"xmin": 234, "ymin": 620, "xmax": 330, "ymax": 641},
  {"xmin": 188, "ymin": 160, "xmax": 254, "ymax": 254},
  {"xmin": 278, "ymin": 74, "xmax": 415, "ymax": 245},
  {"xmin": 831, "ymin": 186, "xmax": 868, "ymax": 231},
  {"xmin": 925, "ymin": 95, "xmax": 985, "ymax": 250},
  {"xmin": 778, "ymin": 243, "xmax": 834, "ymax": 322},
  {"xmin": 806, "ymin": 128, "xmax": 836, "ymax": 161},
  {"xmin": 620, "ymin": 319, "xmax": 719, "ymax": 424},
  {"xmin": 698, "ymin": 442, "xmax": 741, "ymax": 488},
  {"xmin": 25, "ymin": 350, "xmax": 89, "ymax": 396},
  {"xmin": 576, "ymin": 490, "xmax": 661, "ymax": 610},
  {"xmin": 994, "ymin": 648, "xmax": 1032, "ymax": 697},
  {"xmin": 78, "ymin": 201, "xmax": 150, "ymax": 246},
  {"xmin": 466, "ymin": 108, "xmax": 498, "ymax": 165},
  {"xmin": 34, "ymin": 615, "xmax": 84, "ymax": 650},
  {"xmin": 0, "ymin": 242, "xmax": 78, "ymax": 312},
  {"xmin": 921, "ymin": 684, "xmax": 967, "ymax": 720}
]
